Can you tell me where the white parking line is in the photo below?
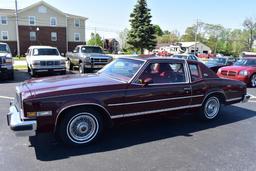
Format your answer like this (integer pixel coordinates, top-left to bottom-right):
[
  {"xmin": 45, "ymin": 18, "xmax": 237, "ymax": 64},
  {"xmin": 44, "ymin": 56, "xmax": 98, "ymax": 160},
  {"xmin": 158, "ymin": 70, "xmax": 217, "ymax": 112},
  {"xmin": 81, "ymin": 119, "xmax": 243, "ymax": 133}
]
[{"xmin": 0, "ymin": 96, "xmax": 14, "ymax": 100}]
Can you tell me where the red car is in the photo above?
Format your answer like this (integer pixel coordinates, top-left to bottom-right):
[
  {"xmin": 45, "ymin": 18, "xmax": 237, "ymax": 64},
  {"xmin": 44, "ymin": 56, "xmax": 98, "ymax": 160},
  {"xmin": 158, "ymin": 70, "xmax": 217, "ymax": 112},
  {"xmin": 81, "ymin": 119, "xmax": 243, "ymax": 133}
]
[
  {"xmin": 7, "ymin": 57, "xmax": 250, "ymax": 146},
  {"xmin": 217, "ymin": 57, "xmax": 256, "ymax": 87}
]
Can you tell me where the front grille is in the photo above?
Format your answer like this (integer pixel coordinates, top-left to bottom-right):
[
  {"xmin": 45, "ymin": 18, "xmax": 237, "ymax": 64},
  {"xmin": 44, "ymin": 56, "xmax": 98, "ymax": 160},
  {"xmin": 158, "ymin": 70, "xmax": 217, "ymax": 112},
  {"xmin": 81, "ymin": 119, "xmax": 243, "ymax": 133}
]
[
  {"xmin": 221, "ymin": 70, "xmax": 237, "ymax": 77},
  {"xmin": 228, "ymin": 71, "xmax": 237, "ymax": 76},
  {"xmin": 91, "ymin": 58, "xmax": 108, "ymax": 64},
  {"xmin": 40, "ymin": 61, "xmax": 60, "ymax": 66},
  {"xmin": 221, "ymin": 70, "xmax": 228, "ymax": 76}
]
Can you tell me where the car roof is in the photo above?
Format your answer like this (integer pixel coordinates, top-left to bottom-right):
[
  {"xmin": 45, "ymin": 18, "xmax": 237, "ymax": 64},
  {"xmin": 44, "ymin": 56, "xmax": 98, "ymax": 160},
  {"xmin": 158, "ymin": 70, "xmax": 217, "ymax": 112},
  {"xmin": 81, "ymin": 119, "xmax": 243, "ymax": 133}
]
[
  {"xmin": 242, "ymin": 57, "xmax": 256, "ymax": 60},
  {"xmin": 28, "ymin": 45, "xmax": 57, "ymax": 49},
  {"xmin": 119, "ymin": 56, "xmax": 188, "ymax": 63},
  {"xmin": 0, "ymin": 42, "xmax": 8, "ymax": 45}
]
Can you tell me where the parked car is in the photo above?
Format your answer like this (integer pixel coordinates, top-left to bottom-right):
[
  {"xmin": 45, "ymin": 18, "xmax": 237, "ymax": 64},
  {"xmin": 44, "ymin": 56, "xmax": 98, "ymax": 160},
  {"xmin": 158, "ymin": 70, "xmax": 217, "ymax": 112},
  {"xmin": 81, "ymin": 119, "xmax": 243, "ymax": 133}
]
[
  {"xmin": 217, "ymin": 57, "xmax": 256, "ymax": 87},
  {"xmin": 66, "ymin": 45, "xmax": 113, "ymax": 73},
  {"xmin": 0, "ymin": 42, "xmax": 14, "ymax": 80},
  {"xmin": 206, "ymin": 56, "xmax": 236, "ymax": 73},
  {"xmin": 26, "ymin": 46, "xmax": 66, "ymax": 77},
  {"xmin": 171, "ymin": 54, "xmax": 199, "ymax": 61},
  {"xmin": 7, "ymin": 56, "xmax": 250, "ymax": 146}
]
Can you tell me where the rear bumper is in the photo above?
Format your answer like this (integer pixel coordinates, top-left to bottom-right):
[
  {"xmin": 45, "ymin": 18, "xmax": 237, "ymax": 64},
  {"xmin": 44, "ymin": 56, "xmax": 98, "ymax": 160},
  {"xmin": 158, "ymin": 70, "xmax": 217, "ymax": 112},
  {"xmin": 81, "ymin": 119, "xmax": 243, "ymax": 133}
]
[{"xmin": 7, "ymin": 105, "xmax": 37, "ymax": 137}]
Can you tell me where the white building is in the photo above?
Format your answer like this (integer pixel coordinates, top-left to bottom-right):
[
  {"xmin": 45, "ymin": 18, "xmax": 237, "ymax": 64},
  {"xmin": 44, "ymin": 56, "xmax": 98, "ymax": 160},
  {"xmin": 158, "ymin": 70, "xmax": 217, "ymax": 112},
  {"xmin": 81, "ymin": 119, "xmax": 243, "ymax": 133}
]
[{"xmin": 179, "ymin": 42, "xmax": 211, "ymax": 54}]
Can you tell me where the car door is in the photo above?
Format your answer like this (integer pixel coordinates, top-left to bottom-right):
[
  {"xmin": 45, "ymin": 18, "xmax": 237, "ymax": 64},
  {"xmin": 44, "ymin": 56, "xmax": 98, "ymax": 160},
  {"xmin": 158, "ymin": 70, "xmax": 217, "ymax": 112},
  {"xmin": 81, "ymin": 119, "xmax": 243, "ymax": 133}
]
[{"xmin": 123, "ymin": 60, "xmax": 192, "ymax": 117}]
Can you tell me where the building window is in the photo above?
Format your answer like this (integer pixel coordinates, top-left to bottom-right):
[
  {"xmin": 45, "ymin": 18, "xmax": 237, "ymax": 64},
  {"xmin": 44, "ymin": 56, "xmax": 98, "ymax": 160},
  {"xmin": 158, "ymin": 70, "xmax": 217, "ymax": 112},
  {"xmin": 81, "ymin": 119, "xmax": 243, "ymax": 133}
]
[
  {"xmin": 74, "ymin": 19, "xmax": 80, "ymax": 27},
  {"xmin": 28, "ymin": 16, "xmax": 36, "ymax": 25},
  {"xmin": 51, "ymin": 32, "xmax": 57, "ymax": 41},
  {"xmin": 50, "ymin": 17, "xmax": 57, "ymax": 26},
  {"xmin": 1, "ymin": 31, "xmax": 8, "ymax": 40},
  {"xmin": 29, "ymin": 32, "xmax": 36, "ymax": 41},
  {"xmin": 0, "ymin": 16, "xmax": 7, "ymax": 25},
  {"xmin": 74, "ymin": 33, "xmax": 80, "ymax": 41}
]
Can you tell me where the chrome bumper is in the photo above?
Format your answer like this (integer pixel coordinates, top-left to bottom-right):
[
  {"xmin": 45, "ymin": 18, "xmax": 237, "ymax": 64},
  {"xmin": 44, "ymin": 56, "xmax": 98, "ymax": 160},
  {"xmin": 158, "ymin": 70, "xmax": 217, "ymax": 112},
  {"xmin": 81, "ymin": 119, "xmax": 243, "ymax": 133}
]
[
  {"xmin": 7, "ymin": 105, "xmax": 37, "ymax": 137},
  {"xmin": 242, "ymin": 94, "xmax": 251, "ymax": 103}
]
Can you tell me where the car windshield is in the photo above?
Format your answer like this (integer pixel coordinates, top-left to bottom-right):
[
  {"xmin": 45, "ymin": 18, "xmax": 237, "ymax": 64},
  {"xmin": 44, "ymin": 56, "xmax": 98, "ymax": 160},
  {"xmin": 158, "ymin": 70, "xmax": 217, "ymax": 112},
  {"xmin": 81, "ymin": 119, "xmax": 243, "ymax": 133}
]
[
  {"xmin": 172, "ymin": 55, "xmax": 187, "ymax": 59},
  {"xmin": 234, "ymin": 59, "xmax": 256, "ymax": 66},
  {"xmin": 33, "ymin": 48, "xmax": 59, "ymax": 56},
  {"xmin": 207, "ymin": 58, "xmax": 227, "ymax": 65},
  {"xmin": 0, "ymin": 44, "xmax": 10, "ymax": 53},
  {"xmin": 81, "ymin": 46, "xmax": 103, "ymax": 53},
  {"xmin": 99, "ymin": 58, "xmax": 144, "ymax": 82}
]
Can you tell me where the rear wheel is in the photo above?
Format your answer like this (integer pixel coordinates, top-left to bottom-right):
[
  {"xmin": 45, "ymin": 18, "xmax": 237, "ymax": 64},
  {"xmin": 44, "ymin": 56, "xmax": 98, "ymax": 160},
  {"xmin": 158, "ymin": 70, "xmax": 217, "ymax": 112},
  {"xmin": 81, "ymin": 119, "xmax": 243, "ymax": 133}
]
[
  {"xmin": 250, "ymin": 74, "xmax": 256, "ymax": 87},
  {"xmin": 199, "ymin": 96, "xmax": 221, "ymax": 120},
  {"xmin": 58, "ymin": 108, "xmax": 103, "ymax": 146},
  {"xmin": 8, "ymin": 70, "xmax": 14, "ymax": 80}
]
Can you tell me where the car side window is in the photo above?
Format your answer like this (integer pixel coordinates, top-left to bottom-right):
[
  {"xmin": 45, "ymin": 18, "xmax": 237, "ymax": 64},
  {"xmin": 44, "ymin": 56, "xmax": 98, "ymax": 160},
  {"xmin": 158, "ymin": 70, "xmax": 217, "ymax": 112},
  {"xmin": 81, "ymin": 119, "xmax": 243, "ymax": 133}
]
[
  {"xmin": 189, "ymin": 64, "xmax": 201, "ymax": 82},
  {"xmin": 138, "ymin": 62, "xmax": 186, "ymax": 84}
]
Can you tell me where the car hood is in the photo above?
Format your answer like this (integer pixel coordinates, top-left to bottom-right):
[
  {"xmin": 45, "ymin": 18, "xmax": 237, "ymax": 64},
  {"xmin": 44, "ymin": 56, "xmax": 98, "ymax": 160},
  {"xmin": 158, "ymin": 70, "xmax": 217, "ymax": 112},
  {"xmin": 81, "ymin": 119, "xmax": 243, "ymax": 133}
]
[
  {"xmin": 206, "ymin": 63, "xmax": 224, "ymax": 67},
  {"xmin": 0, "ymin": 52, "xmax": 9, "ymax": 57},
  {"xmin": 24, "ymin": 73, "xmax": 124, "ymax": 98},
  {"xmin": 220, "ymin": 65, "xmax": 255, "ymax": 71},
  {"xmin": 29, "ymin": 55, "xmax": 65, "ymax": 61}
]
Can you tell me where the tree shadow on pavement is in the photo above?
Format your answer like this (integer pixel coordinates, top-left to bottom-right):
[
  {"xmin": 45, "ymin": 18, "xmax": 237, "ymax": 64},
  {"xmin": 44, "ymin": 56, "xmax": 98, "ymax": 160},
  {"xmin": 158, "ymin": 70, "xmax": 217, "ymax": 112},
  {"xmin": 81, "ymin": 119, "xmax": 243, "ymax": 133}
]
[{"xmin": 29, "ymin": 105, "xmax": 256, "ymax": 161}]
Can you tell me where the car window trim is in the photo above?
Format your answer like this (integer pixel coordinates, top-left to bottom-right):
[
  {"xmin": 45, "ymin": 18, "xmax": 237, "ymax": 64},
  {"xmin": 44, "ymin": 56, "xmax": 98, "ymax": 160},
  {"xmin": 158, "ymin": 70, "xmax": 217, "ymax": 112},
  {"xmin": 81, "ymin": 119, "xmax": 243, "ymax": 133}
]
[{"xmin": 131, "ymin": 59, "xmax": 190, "ymax": 85}]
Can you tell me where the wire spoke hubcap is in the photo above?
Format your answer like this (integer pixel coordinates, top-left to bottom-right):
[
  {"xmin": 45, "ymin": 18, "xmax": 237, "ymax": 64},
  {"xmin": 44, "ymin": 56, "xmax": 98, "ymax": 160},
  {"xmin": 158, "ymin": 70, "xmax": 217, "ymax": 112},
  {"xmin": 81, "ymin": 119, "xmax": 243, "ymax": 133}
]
[
  {"xmin": 204, "ymin": 97, "xmax": 220, "ymax": 119},
  {"xmin": 67, "ymin": 113, "xmax": 98, "ymax": 143}
]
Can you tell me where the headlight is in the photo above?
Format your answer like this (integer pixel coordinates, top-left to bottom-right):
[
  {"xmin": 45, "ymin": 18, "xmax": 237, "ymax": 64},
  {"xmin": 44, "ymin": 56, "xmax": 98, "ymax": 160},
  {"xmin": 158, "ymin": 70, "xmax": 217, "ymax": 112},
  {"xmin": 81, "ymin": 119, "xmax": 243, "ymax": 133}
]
[
  {"xmin": 85, "ymin": 56, "xmax": 90, "ymax": 62},
  {"xmin": 239, "ymin": 70, "xmax": 250, "ymax": 76},
  {"xmin": 4, "ymin": 57, "xmax": 12, "ymax": 64},
  {"xmin": 217, "ymin": 68, "xmax": 222, "ymax": 73},
  {"xmin": 32, "ymin": 60, "xmax": 40, "ymax": 66}
]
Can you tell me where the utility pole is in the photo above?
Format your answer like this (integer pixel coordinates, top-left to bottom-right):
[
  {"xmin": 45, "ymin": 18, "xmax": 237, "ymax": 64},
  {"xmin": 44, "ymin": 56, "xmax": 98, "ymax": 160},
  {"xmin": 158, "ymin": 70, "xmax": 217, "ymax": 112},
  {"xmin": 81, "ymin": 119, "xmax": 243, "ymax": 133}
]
[
  {"xmin": 94, "ymin": 27, "xmax": 96, "ymax": 46},
  {"xmin": 194, "ymin": 18, "xmax": 199, "ymax": 55},
  {"xmin": 15, "ymin": 0, "xmax": 20, "ymax": 56}
]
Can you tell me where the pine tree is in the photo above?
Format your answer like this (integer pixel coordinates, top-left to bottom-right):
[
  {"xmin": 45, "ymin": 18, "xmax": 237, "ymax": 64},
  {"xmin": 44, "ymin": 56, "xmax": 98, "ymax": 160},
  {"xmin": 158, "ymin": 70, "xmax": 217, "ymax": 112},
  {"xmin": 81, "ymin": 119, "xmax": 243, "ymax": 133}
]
[{"xmin": 127, "ymin": 0, "xmax": 156, "ymax": 54}]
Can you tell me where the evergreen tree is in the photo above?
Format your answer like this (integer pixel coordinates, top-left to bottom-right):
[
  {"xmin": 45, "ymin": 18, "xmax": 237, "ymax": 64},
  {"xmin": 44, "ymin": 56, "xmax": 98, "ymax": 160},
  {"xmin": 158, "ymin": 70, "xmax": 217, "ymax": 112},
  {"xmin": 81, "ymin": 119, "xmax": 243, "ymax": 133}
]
[{"xmin": 127, "ymin": 0, "xmax": 156, "ymax": 54}]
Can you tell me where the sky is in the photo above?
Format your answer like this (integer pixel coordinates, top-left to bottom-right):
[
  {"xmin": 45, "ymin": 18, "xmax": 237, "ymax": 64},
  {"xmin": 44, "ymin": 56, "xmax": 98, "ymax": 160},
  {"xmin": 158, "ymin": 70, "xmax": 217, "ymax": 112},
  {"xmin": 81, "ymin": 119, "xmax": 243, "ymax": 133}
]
[{"xmin": 1, "ymin": 0, "xmax": 256, "ymax": 40}]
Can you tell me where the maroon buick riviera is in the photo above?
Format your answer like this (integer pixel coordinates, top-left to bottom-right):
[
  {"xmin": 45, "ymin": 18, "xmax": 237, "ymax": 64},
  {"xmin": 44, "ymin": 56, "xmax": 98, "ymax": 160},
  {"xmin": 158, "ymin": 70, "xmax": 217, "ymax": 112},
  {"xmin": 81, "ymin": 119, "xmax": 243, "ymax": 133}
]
[{"xmin": 7, "ymin": 56, "xmax": 250, "ymax": 146}]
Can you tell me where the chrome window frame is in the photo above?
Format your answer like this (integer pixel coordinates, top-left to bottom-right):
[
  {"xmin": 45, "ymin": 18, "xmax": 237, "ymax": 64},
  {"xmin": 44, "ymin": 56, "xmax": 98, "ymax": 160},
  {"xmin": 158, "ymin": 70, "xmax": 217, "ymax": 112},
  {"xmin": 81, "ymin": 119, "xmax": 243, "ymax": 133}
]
[{"xmin": 130, "ymin": 59, "xmax": 191, "ymax": 85}]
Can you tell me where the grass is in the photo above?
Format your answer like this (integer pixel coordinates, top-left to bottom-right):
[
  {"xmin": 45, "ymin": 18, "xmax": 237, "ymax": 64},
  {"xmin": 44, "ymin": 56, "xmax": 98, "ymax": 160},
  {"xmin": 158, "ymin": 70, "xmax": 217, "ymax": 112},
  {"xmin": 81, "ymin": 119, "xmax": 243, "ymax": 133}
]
[
  {"xmin": 14, "ymin": 65, "xmax": 27, "ymax": 70},
  {"xmin": 13, "ymin": 56, "xmax": 26, "ymax": 61}
]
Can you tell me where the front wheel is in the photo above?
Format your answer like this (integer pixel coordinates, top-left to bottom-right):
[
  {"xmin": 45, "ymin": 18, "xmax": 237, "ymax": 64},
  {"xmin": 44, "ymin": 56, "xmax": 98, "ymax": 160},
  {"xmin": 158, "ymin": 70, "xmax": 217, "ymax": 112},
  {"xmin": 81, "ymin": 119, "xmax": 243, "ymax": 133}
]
[
  {"xmin": 250, "ymin": 74, "xmax": 256, "ymax": 87},
  {"xmin": 79, "ymin": 63, "xmax": 85, "ymax": 74},
  {"xmin": 58, "ymin": 109, "xmax": 103, "ymax": 146},
  {"xmin": 199, "ymin": 96, "xmax": 221, "ymax": 120}
]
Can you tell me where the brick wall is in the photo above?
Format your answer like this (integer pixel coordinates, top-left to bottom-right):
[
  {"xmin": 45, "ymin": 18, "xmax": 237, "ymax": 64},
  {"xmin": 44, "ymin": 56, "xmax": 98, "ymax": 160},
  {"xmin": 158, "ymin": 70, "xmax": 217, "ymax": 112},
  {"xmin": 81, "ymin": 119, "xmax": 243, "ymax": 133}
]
[
  {"xmin": 18, "ymin": 25, "xmax": 67, "ymax": 55},
  {"xmin": 67, "ymin": 42, "xmax": 86, "ymax": 52}
]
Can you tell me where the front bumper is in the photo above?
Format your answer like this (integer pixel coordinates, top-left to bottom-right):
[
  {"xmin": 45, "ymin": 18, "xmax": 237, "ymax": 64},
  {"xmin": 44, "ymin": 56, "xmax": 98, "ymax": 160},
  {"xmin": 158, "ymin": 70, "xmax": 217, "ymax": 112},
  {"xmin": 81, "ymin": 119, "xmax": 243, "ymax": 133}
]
[
  {"xmin": 242, "ymin": 94, "xmax": 251, "ymax": 103},
  {"xmin": 33, "ymin": 67, "xmax": 66, "ymax": 73},
  {"xmin": 7, "ymin": 105, "xmax": 37, "ymax": 137}
]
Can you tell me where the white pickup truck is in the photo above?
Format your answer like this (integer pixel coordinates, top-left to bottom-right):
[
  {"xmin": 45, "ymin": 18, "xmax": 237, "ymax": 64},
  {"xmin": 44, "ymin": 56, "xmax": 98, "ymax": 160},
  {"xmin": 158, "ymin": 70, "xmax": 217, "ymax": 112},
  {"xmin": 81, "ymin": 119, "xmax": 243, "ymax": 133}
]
[{"xmin": 26, "ymin": 46, "xmax": 66, "ymax": 76}]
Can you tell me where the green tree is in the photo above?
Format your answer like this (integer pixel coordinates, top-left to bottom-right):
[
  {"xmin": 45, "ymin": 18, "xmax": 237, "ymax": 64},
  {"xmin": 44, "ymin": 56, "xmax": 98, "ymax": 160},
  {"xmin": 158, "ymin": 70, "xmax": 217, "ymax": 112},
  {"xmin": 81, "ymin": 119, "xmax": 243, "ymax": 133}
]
[
  {"xmin": 157, "ymin": 30, "xmax": 180, "ymax": 44},
  {"xmin": 127, "ymin": 0, "xmax": 156, "ymax": 54},
  {"xmin": 87, "ymin": 33, "xmax": 103, "ymax": 47},
  {"xmin": 242, "ymin": 18, "xmax": 256, "ymax": 51},
  {"xmin": 154, "ymin": 25, "xmax": 164, "ymax": 36},
  {"xmin": 119, "ymin": 28, "xmax": 129, "ymax": 50}
]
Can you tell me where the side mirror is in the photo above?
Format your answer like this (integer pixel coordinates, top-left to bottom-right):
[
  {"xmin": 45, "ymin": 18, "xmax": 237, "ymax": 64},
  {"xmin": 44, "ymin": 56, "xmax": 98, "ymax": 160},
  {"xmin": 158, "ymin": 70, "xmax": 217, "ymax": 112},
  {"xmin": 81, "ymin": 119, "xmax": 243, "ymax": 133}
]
[
  {"xmin": 140, "ymin": 78, "xmax": 153, "ymax": 87},
  {"xmin": 61, "ymin": 53, "xmax": 64, "ymax": 56}
]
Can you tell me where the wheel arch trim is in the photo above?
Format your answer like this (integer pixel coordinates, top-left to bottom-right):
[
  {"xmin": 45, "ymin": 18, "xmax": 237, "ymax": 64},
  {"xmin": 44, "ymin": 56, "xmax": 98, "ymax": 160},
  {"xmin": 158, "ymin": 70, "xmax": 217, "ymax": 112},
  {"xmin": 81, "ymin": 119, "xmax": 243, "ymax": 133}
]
[{"xmin": 54, "ymin": 103, "xmax": 112, "ymax": 132}]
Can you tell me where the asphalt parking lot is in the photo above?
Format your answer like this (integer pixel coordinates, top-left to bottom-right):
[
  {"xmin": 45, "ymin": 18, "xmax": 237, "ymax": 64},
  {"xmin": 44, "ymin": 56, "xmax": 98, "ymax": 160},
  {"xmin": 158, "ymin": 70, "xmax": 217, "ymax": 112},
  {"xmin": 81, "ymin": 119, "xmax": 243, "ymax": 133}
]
[{"xmin": 0, "ymin": 70, "xmax": 256, "ymax": 171}]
